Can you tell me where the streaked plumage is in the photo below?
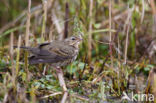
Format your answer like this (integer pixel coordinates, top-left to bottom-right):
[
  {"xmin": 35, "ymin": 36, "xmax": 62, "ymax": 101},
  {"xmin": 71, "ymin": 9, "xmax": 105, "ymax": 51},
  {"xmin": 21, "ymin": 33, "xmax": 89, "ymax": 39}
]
[{"xmin": 14, "ymin": 35, "xmax": 82, "ymax": 67}]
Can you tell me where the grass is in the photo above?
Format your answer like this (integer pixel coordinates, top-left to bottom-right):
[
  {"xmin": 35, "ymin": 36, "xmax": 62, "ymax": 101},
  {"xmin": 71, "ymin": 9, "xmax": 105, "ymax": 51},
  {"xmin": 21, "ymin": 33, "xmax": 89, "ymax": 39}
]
[{"xmin": 0, "ymin": 0, "xmax": 156, "ymax": 103}]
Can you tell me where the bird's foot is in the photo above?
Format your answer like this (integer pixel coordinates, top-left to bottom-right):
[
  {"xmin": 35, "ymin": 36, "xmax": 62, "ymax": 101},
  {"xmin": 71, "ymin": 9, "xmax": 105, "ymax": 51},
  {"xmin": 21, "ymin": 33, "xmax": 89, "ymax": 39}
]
[
  {"xmin": 55, "ymin": 67, "xmax": 63, "ymax": 73},
  {"xmin": 54, "ymin": 67, "xmax": 67, "ymax": 92}
]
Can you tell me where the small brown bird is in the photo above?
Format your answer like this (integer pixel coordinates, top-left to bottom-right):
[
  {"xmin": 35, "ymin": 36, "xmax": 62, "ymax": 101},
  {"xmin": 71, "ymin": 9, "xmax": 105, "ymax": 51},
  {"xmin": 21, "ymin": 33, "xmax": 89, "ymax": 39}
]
[
  {"xmin": 14, "ymin": 34, "xmax": 83, "ymax": 91},
  {"xmin": 15, "ymin": 35, "xmax": 82, "ymax": 67}
]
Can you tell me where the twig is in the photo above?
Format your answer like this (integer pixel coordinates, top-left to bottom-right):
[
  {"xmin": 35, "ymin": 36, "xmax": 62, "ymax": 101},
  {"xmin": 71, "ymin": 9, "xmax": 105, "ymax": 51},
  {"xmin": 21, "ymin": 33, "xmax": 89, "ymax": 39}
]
[
  {"xmin": 124, "ymin": 7, "xmax": 133, "ymax": 64},
  {"xmin": 112, "ymin": 23, "xmax": 122, "ymax": 57},
  {"xmin": 52, "ymin": 10, "xmax": 64, "ymax": 40},
  {"xmin": 41, "ymin": 0, "xmax": 48, "ymax": 75},
  {"xmin": 9, "ymin": 32, "xmax": 14, "ymax": 67},
  {"xmin": 149, "ymin": 0, "xmax": 156, "ymax": 37},
  {"xmin": 109, "ymin": 0, "xmax": 113, "ymax": 68},
  {"xmin": 25, "ymin": 0, "xmax": 31, "ymax": 46},
  {"xmin": 88, "ymin": 0, "xmax": 93, "ymax": 64},
  {"xmin": 141, "ymin": 0, "xmax": 145, "ymax": 23},
  {"xmin": 10, "ymin": 32, "xmax": 16, "ymax": 87},
  {"xmin": 40, "ymin": 92, "xmax": 62, "ymax": 99},
  {"xmin": 41, "ymin": 0, "xmax": 47, "ymax": 42},
  {"xmin": 64, "ymin": 2, "xmax": 69, "ymax": 39},
  {"xmin": 92, "ymin": 29, "xmax": 116, "ymax": 34},
  {"xmin": 61, "ymin": 92, "xmax": 68, "ymax": 103},
  {"xmin": 24, "ymin": 0, "xmax": 31, "ymax": 81},
  {"xmin": 94, "ymin": 40, "xmax": 111, "ymax": 45},
  {"xmin": 3, "ymin": 92, "xmax": 8, "ymax": 103},
  {"xmin": 109, "ymin": 0, "xmax": 112, "ymax": 45},
  {"xmin": 70, "ymin": 93, "xmax": 89, "ymax": 101},
  {"xmin": 16, "ymin": 35, "xmax": 22, "ymax": 75},
  {"xmin": 149, "ymin": 0, "xmax": 156, "ymax": 14},
  {"xmin": 49, "ymin": 22, "xmax": 54, "ymax": 41},
  {"xmin": 98, "ymin": 56, "xmax": 108, "ymax": 74},
  {"xmin": 41, "ymin": 91, "xmax": 89, "ymax": 102}
]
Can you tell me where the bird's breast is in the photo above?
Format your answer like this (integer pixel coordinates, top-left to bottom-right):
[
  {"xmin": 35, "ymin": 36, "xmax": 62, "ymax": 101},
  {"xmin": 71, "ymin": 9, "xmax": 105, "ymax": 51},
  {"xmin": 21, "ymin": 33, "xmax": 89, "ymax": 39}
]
[{"xmin": 50, "ymin": 48, "xmax": 79, "ymax": 67}]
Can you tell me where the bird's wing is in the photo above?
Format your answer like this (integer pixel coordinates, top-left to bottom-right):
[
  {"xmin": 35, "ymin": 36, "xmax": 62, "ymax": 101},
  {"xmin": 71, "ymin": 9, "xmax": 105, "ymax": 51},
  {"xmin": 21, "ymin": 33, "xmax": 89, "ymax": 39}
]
[
  {"xmin": 28, "ymin": 54, "xmax": 70, "ymax": 64},
  {"xmin": 29, "ymin": 44, "xmax": 74, "ymax": 64},
  {"xmin": 38, "ymin": 42, "xmax": 51, "ymax": 48},
  {"xmin": 36, "ymin": 41, "xmax": 74, "ymax": 56},
  {"xmin": 29, "ymin": 42, "xmax": 53, "ymax": 55}
]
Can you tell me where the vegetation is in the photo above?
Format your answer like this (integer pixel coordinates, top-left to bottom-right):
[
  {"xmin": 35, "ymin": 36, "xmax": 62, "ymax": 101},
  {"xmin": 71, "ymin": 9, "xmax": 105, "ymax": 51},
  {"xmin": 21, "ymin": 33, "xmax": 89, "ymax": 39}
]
[{"xmin": 0, "ymin": 0, "xmax": 156, "ymax": 103}]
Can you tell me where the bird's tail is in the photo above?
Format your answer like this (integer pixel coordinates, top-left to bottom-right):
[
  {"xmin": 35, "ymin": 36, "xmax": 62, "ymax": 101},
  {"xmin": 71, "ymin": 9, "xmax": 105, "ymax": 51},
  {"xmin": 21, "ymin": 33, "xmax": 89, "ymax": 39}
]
[{"xmin": 13, "ymin": 46, "xmax": 31, "ymax": 50}]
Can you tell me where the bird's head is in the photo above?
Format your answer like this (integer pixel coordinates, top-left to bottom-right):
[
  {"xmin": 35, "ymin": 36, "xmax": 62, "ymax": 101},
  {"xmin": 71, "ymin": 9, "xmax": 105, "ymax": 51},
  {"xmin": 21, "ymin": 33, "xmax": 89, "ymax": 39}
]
[{"xmin": 64, "ymin": 34, "xmax": 83, "ymax": 48}]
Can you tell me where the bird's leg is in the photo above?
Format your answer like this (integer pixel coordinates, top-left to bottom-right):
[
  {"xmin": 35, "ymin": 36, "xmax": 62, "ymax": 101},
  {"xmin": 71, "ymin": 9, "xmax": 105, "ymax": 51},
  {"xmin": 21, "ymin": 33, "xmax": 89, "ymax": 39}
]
[
  {"xmin": 42, "ymin": 66, "xmax": 47, "ymax": 75},
  {"xmin": 55, "ymin": 67, "xmax": 67, "ymax": 92}
]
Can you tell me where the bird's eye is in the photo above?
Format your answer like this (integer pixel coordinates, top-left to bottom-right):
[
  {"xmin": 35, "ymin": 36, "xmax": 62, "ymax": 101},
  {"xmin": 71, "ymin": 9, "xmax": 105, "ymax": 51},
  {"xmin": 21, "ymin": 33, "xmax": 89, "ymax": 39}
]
[{"xmin": 71, "ymin": 37, "xmax": 76, "ymax": 40}]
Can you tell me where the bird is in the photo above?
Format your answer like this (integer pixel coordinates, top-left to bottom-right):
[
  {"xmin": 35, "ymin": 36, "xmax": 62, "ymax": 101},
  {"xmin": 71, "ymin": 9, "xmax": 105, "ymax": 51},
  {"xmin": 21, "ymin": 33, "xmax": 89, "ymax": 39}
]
[
  {"xmin": 14, "ymin": 35, "xmax": 82, "ymax": 66},
  {"xmin": 14, "ymin": 34, "xmax": 83, "ymax": 91}
]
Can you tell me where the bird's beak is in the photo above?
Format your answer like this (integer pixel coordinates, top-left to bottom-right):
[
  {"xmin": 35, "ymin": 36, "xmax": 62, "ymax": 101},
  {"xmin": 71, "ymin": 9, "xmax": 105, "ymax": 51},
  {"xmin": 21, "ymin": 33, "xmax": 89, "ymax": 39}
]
[
  {"xmin": 78, "ymin": 33, "xmax": 83, "ymax": 41},
  {"xmin": 79, "ymin": 38, "xmax": 83, "ymax": 41}
]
